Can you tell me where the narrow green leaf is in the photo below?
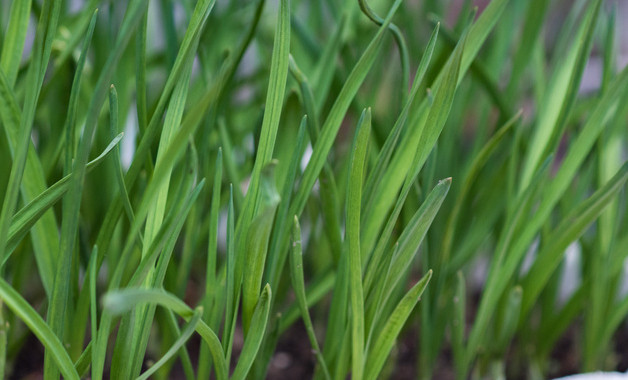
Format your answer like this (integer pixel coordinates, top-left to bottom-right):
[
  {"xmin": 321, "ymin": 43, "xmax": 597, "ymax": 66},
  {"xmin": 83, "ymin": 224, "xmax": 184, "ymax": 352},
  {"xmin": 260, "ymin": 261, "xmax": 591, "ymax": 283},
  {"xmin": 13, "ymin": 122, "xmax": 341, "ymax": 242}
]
[
  {"xmin": 363, "ymin": 22, "xmax": 440, "ymax": 209},
  {"xmin": 505, "ymin": 0, "xmax": 550, "ymax": 97},
  {"xmin": 358, "ymin": 0, "xmax": 410, "ymax": 103},
  {"xmin": 89, "ymin": 247, "xmax": 99, "ymax": 377},
  {"xmin": 364, "ymin": 270, "xmax": 432, "ymax": 380},
  {"xmin": 5, "ymin": 134, "xmax": 123, "ymax": 259},
  {"xmin": 289, "ymin": 0, "xmax": 403, "ymax": 222},
  {"xmin": 242, "ymin": 163, "xmax": 280, "ymax": 331},
  {"xmin": 441, "ymin": 111, "xmax": 520, "ymax": 265},
  {"xmin": 279, "ymin": 271, "xmax": 335, "ymax": 334},
  {"xmin": 0, "ymin": 0, "xmax": 64, "ymax": 296},
  {"xmin": 346, "ymin": 108, "xmax": 371, "ymax": 380},
  {"xmin": 204, "ymin": 149, "xmax": 222, "ymax": 307},
  {"xmin": 63, "ymin": 9, "xmax": 98, "ymax": 175},
  {"xmin": 519, "ymin": 0, "xmax": 602, "ymax": 189},
  {"xmin": 363, "ymin": 0, "xmax": 508, "ymax": 248},
  {"xmin": 373, "ymin": 178, "xmax": 450, "ymax": 325},
  {"xmin": 311, "ymin": 14, "xmax": 347, "ymax": 110},
  {"xmin": 102, "ymin": 289, "xmax": 228, "ymax": 380},
  {"xmin": 494, "ymin": 286, "xmax": 522, "ymax": 353},
  {"xmin": 108, "ymin": 84, "xmax": 136, "ymax": 226},
  {"xmin": 363, "ymin": 175, "xmax": 448, "ymax": 361},
  {"xmin": 519, "ymin": 162, "xmax": 628, "ymax": 317},
  {"xmin": 0, "ymin": 0, "xmax": 32, "ymax": 86},
  {"xmin": 223, "ymin": 187, "xmax": 237, "ymax": 360},
  {"xmin": 290, "ymin": 216, "xmax": 332, "ymax": 380},
  {"xmin": 231, "ymin": 284, "xmax": 272, "ymax": 380},
  {"xmin": 265, "ymin": 116, "xmax": 307, "ymax": 290},
  {"xmin": 465, "ymin": 66, "xmax": 628, "ymax": 371},
  {"xmin": 92, "ymin": 179, "xmax": 205, "ymax": 380},
  {"xmin": 0, "ymin": 278, "xmax": 79, "ymax": 380},
  {"xmin": 125, "ymin": 33, "xmax": 196, "ymax": 377},
  {"xmin": 451, "ymin": 271, "xmax": 466, "ymax": 377},
  {"xmin": 137, "ymin": 307, "xmax": 203, "ymax": 380},
  {"xmin": 463, "ymin": 156, "xmax": 553, "ymax": 371},
  {"xmin": 236, "ymin": 0, "xmax": 291, "ymax": 246},
  {"xmin": 362, "ymin": 27, "xmax": 466, "ymax": 256},
  {"xmin": 46, "ymin": 2, "xmax": 146, "ymax": 376},
  {"xmin": 287, "ymin": 57, "xmax": 343, "ymax": 263}
]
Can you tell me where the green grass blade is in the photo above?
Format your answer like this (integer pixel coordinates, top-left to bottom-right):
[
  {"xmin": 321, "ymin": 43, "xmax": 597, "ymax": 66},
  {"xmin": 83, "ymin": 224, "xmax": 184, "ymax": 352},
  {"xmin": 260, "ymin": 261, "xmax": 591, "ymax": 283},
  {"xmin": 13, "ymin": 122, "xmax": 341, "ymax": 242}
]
[
  {"xmin": 463, "ymin": 156, "xmax": 552, "ymax": 371},
  {"xmin": 584, "ymin": 9, "xmax": 622, "ymax": 368},
  {"xmin": 362, "ymin": 27, "xmax": 465, "ymax": 256},
  {"xmin": 217, "ymin": 120, "xmax": 244, "ymax": 208},
  {"xmin": 289, "ymin": 0, "xmax": 403, "ymax": 221},
  {"xmin": 346, "ymin": 108, "xmax": 371, "ymax": 380},
  {"xmin": 0, "ymin": 0, "xmax": 63, "ymax": 296},
  {"xmin": 519, "ymin": 0, "xmax": 602, "ymax": 189},
  {"xmin": 223, "ymin": 187, "xmax": 237, "ymax": 360},
  {"xmin": 46, "ymin": 3, "xmax": 146, "ymax": 376},
  {"xmin": 364, "ymin": 270, "xmax": 432, "ymax": 380},
  {"xmin": 126, "ymin": 152, "xmax": 201, "ymax": 378},
  {"xmin": 459, "ymin": 0, "xmax": 509, "ymax": 79},
  {"xmin": 236, "ymin": 0, "xmax": 290, "ymax": 242},
  {"xmin": 363, "ymin": 23, "xmax": 440, "ymax": 209},
  {"xmin": 287, "ymin": 58, "xmax": 343, "ymax": 263},
  {"xmin": 311, "ymin": 14, "xmax": 347, "ymax": 110},
  {"xmin": 265, "ymin": 117, "xmax": 307, "ymax": 290},
  {"xmin": 137, "ymin": 307, "xmax": 203, "ymax": 380},
  {"xmin": 279, "ymin": 271, "xmax": 335, "ymax": 334},
  {"xmin": 465, "ymin": 66, "xmax": 628, "ymax": 370},
  {"xmin": 505, "ymin": 0, "xmax": 550, "ymax": 97},
  {"xmin": 242, "ymin": 164, "xmax": 280, "ymax": 331},
  {"xmin": 204, "ymin": 149, "xmax": 222, "ymax": 307},
  {"xmin": 142, "ymin": 47, "xmax": 195, "ymax": 254},
  {"xmin": 108, "ymin": 84, "xmax": 136, "ymax": 226},
  {"xmin": 377, "ymin": 178, "xmax": 450, "ymax": 318},
  {"xmin": 0, "ymin": 278, "xmax": 79, "ymax": 380},
  {"xmin": 519, "ymin": 162, "xmax": 628, "ymax": 317},
  {"xmin": 125, "ymin": 180, "xmax": 206, "ymax": 289},
  {"xmin": 122, "ymin": 28, "xmax": 197, "ymax": 374},
  {"xmin": 494, "ymin": 286, "xmax": 522, "ymax": 353},
  {"xmin": 600, "ymin": 294, "xmax": 628, "ymax": 358},
  {"xmin": 63, "ymin": 9, "xmax": 98, "ymax": 176},
  {"xmin": 91, "ymin": 179, "xmax": 205, "ymax": 380},
  {"xmin": 231, "ymin": 284, "xmax": 272, "ymax": 380},
  {"xmin": 290, "ymin": 216, "xmax": 332, "ymax": 380},
  {"xmin": 357, "ymin": 0, "xmax": 410, "ymax": 103},
  {"xmin": 361, "ymin": 0, "xmax": 508, "ymax": 254},
  {"xmin": 102, "ymin": 289, "xmax": 228, "ymax": 380},
  {"xmin": 441, "ymin": 111, "xmax": 520, "ymax": 266},
  {"xmin": 5, "ymin": 134, "xmax": 123, "ymax": 259},
  {"xmin": 0, "ymin": 0, "xmax": 32, "ymax": 86},
  {"xmin": 451, "ymin": 271, "xmax": 466, "ymax": 378},
  {"xmin": 89, "ymin": 247, "xmax": 99, "ymax": 378}
]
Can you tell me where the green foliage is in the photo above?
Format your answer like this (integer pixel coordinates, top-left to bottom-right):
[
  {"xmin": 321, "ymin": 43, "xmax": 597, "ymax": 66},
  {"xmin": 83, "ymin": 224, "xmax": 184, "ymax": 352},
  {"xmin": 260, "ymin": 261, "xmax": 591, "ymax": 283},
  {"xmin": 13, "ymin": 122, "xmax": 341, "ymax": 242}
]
[{"xmin": 0, "ymin": 0, "xmax": 627, "ymax": 379}]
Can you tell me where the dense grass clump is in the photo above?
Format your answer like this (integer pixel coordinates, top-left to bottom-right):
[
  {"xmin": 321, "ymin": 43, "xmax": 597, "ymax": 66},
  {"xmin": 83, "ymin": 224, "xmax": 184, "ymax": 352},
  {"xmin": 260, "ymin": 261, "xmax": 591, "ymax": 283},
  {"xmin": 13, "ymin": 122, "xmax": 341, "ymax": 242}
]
[{"xmin": 0, "ymin": 0, "xmax": 627, "ymax": 379}]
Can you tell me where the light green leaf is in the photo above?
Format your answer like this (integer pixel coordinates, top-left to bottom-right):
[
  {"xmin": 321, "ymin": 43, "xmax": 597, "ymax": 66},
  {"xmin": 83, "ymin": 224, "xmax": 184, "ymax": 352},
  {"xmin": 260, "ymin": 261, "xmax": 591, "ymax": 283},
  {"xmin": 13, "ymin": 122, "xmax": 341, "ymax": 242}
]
[
  {"xmin": 519, "ymin": 0, "xmax": 602, "ymax": 189},
  {"xmin": 0, "ymin": 0, "xmax": 32, "ymax": 86},
  {"xmin": 290, "ymin": 216, "xmax": 331, "ymax": 380},
  {"xmin": 242, "ymin": 163, "xmax": 280, "ymax": 332},
  {"xmin": 231, "ymin": 284, "xmax": 272, "ymax": 380},
  {"xmin": 5, "ymin": 133, "xmax": 123, "ymax": 259},
  {"xmin": 137, "ymin": 307, "xmax": 203, "ymax": 380},
  {"xmin": 102, "ymin": 289, "xmax": 228, "ymax": 380},
  {"xmin": 0, "ymin": 278, "xmax": 79, "ymax": 380},
  {"xmin": 364, "ymin": 270, "xmax": 432, "ymax": 380},
  {"xmin": 519, "ymin": 162, "xmax": 628, "ymax": 317},
  {"xmin": 346, "ymin": 108, "xmax": 371, "ymax": 380}
]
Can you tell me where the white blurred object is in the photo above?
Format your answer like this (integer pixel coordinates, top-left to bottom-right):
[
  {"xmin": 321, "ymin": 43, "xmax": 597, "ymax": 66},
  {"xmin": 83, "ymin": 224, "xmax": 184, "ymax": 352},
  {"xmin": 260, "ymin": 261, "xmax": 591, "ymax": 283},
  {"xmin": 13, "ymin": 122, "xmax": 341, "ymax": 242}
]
[{"xmin": 554, "ymin": 372, "xmax": 628, "ymax": 380}]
